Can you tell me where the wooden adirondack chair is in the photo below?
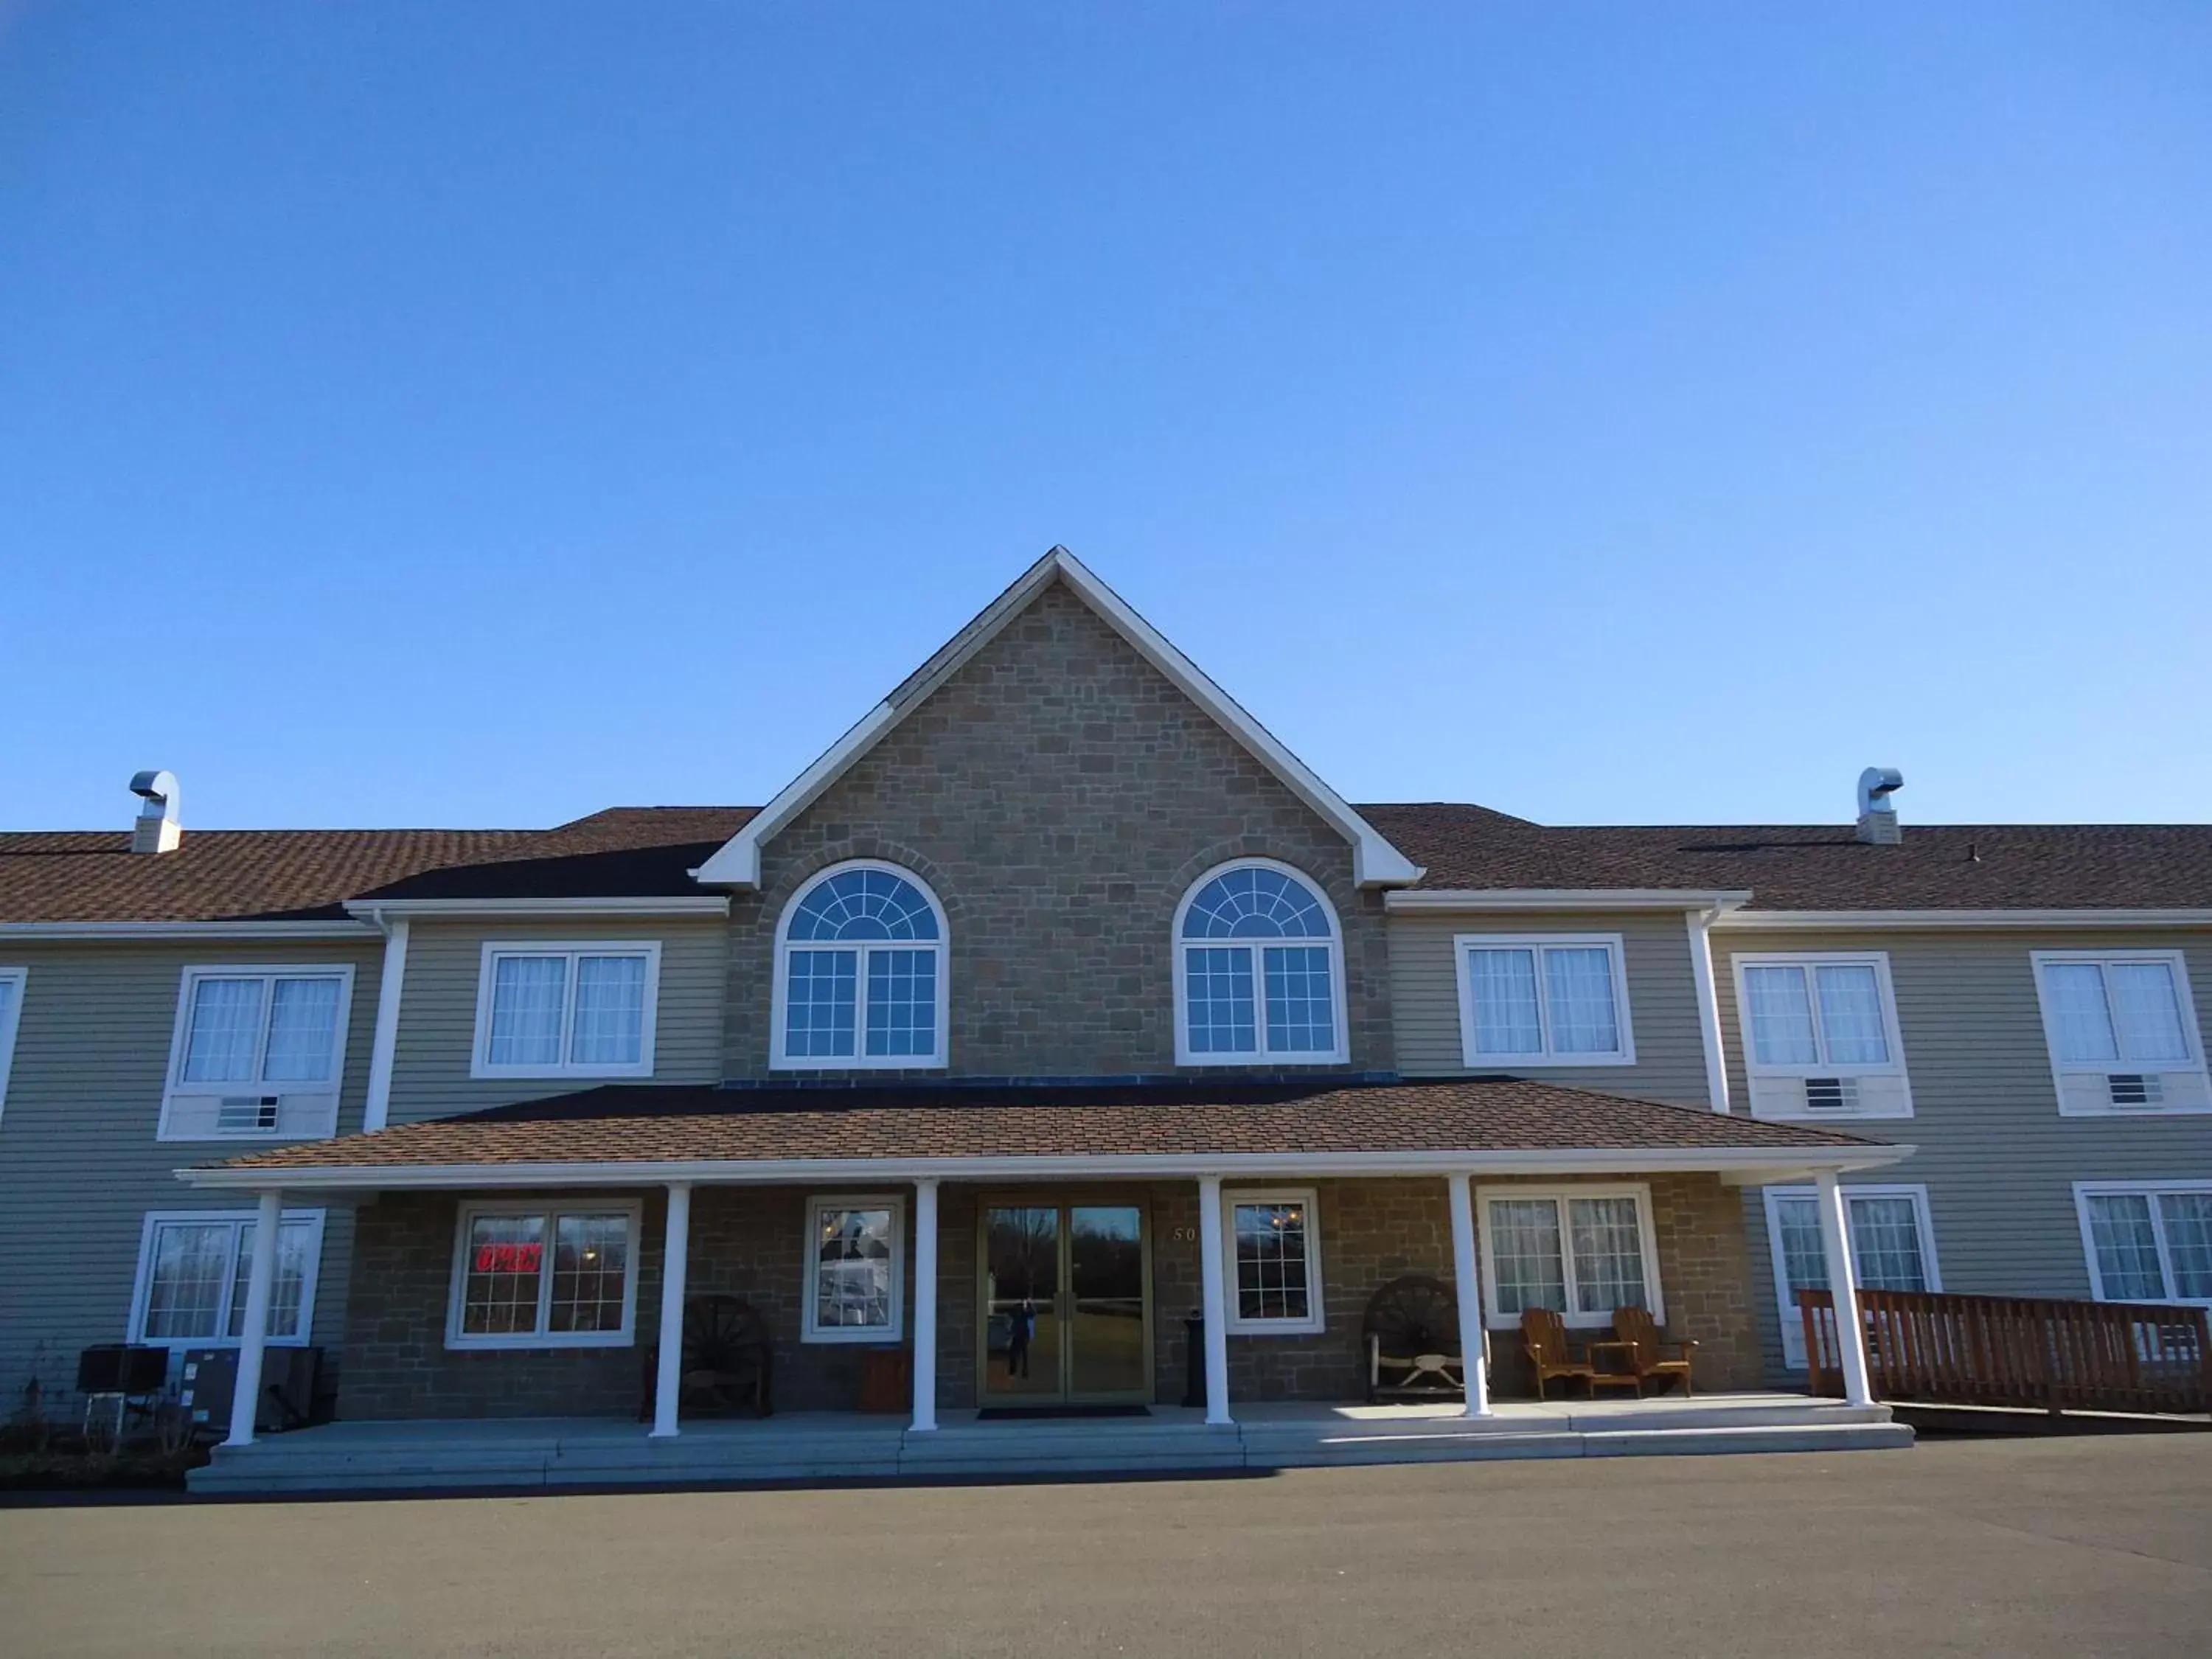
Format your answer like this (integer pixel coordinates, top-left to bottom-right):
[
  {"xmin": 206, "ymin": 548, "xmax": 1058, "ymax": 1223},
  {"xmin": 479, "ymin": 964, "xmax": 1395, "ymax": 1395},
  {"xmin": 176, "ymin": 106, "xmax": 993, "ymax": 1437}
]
[
  {"xmin": 1589, "ymin": 1305, "xmax": 1697, "ymax": 1398},
  {"xmin": 1520, "ymin": 1307, "xmax": 1596, "ymax": 1399}
]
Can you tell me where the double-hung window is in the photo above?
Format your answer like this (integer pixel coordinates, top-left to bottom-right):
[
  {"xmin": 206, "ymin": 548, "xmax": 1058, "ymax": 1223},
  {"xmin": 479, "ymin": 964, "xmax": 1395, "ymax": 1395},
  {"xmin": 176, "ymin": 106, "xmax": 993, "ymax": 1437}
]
[
  {"xmin": 128, "ymin": 1208, "xmax": 326, "ymax": 1348},
  {"xmin": 773, "ymin": 865, "xmax": 948, "ymax": 1069},
  {"xmin": 472, "ymin": 943, "xmax": 661, "ymax": 1079},
  {"xmin": 0, "ymin": 967, "xmax": 24, "ymax": 1123},
  {"xmin": 1174, "ymin": 861, "xmax": 1347, "ymax": 1065},
  {"xmin": 2076, "ymin": 1183, "xmax": 2212, "ymax": 1306},
  {"xmin": 1731, "ymin": 952, "xmax": 1911, "ymax": 1118},
  {"xmin": 1455, "ymin": 934, "xmax": 1634, "ymax": 1067},
  {"xmin": 1223, "ymin": 1189, "xmax": 1324, "ymax": 1335},
  {"xmin": 801, "ymin": 1195, "xmax": 906, "ymax": 1342},
  {"xmin": 447, "ymin": 1200, "xmax": 641, "ymax": 1348},
  {"xmin": 1475, "ymin": 1185, "xmax": 1662, "ymax": 1329},
  {"xmin": 2033, "ymin": 952, "xmax": 2211, "ymax": 1114},
  {"xmin": 160, "ymin": 965, "xmax": 356, "ymax": 1139},
  {"xmin": 1763, "ymin": 1185, "xmax": 1940, "ymax": 1368}
]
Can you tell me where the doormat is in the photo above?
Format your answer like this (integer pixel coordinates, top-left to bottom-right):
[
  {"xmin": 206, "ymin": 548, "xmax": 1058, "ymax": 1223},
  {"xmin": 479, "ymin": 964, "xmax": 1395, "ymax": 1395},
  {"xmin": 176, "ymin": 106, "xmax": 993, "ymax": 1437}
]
[{"xmin": 974, "ymin": 1405, "xmax": 1154, "ymax": 1421}]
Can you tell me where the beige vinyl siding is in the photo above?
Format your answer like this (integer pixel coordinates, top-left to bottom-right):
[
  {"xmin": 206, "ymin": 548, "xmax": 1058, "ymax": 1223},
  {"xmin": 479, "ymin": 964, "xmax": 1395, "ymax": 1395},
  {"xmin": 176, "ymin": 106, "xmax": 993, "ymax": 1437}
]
[
  {"xmin": 0, "ymin": 939, "xmax": 383, "ymax": 1399},
  {"xmin": 1388, "ymin": 909, "xmax": 1713, "ymax": 1107},
  {"xmin": 1717, "ymin": 925, "xmax": 2212, "ymax": 1376},
  {"xmin": 383, "ymin": 918, "xmax": 726, "ymax": 1125}
]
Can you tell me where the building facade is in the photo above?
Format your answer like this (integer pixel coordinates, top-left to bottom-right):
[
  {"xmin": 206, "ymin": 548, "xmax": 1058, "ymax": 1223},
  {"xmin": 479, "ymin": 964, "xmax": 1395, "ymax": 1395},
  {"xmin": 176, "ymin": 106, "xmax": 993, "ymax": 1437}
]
[{"xmin": 2, "ymin": 551, "xmax": 2208, "ymax": 1451}]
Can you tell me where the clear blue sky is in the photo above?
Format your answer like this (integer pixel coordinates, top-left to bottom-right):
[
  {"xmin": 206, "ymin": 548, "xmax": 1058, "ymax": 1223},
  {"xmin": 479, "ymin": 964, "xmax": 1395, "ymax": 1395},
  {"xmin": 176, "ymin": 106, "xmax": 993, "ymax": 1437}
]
[{"xmin": 4, "ymin": 4, "xmax": 2208, "ymax": 834}]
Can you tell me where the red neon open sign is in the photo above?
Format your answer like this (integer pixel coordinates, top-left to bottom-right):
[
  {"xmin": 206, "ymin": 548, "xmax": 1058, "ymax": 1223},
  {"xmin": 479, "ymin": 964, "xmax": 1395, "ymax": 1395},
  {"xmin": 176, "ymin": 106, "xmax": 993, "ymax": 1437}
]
[{"xmin": 473, "ymin": 1242, "xmax": 543, "ymax": 1275}]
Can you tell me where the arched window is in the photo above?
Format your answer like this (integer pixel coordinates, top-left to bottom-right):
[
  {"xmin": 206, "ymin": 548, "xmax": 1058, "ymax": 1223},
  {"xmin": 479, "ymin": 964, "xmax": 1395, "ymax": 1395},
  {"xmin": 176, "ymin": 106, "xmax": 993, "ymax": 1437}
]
[
  {"xmin": 773, "ymin": 863, "xmax": 948, "ymax": 1068},
  {"xmin": 1173, "ymin": 861, "xmax": 1347, "ymax": 1065}
]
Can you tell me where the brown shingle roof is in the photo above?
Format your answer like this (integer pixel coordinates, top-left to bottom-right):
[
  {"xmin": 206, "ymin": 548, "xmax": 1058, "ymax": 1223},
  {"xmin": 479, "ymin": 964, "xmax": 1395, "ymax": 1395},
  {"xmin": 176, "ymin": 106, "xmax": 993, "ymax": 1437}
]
[
  {"xmin": 9, "ymin": 797, "xmax": 2211, "ymax": 922},
  {"xmin": 202, "ymin": 1078, "xmax": 1888, "ymax": 1173},
  {"xmin": 1360, "ymin": 804, "xmax": 2212, "ymax": 911}
]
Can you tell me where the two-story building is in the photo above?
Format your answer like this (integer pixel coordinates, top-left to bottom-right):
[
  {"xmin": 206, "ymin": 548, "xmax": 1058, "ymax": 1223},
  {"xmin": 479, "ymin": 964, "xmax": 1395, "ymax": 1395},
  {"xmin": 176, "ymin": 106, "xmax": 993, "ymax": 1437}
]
[{"xmin": 3, "ymin": 550, "xmax": 2206, "ymax": 1489}]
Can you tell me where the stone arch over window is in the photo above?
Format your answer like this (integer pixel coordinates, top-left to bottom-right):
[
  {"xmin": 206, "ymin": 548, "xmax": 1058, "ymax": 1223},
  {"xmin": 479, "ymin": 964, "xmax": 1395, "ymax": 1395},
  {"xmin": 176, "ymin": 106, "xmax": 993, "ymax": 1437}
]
[
  {"xmin": 772, "ymin": 861, "xmax": 950, "ymax": 1070},
  {"xmin": 1172, "ymin": 860, "xmax": 1349, "ymax": 1065}
]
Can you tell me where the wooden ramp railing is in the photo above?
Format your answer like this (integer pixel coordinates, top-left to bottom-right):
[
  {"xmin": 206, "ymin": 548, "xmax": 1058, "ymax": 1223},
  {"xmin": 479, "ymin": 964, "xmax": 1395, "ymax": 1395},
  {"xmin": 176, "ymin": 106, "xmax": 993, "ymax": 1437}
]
[{"xmin": 1801, "ymin": 1288, "xmax": 2212, "ymax": 1415}]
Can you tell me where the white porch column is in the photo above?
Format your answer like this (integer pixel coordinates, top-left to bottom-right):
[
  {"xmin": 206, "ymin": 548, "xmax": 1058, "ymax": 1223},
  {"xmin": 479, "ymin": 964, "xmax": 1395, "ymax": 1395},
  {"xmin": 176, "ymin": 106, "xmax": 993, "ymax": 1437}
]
[
  {"xmin": 1445, "ymin": 1173, "xmax": 1492, "ymax": 1418},
  {"xmin": 1686, "ymin": 907, "xmax": 1732, "ymax": 1113},
  {"xmin": 225, "ymin": 1189, "xmax": 284, "ymax": 1448},
  {"xmin": 911, "ymin": 1178, "xmax": 939, "ymax": 1433},
  {"xmin": 1196, "ymin": 1175, "xmax": 1233, "ymax": 1426},
  {"xmin": 650, "ymin": 1182, "xmax": 693, "ymax": 1438},
  {"xmin": 1814, "ymin": 1170, "xmax": 1874, "ymax": 1407}
]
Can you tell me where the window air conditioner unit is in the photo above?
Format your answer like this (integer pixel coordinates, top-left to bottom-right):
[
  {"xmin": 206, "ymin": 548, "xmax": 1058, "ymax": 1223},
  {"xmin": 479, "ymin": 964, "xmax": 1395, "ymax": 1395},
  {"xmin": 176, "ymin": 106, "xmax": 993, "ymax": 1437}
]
[
  {"xmin": 218, "ymin": 1094, "xmax": 283, "ymax": 1133},
  {"xmin": 2107, "ymin": 1074, "xmax": 2164, "ymax": 1108}
]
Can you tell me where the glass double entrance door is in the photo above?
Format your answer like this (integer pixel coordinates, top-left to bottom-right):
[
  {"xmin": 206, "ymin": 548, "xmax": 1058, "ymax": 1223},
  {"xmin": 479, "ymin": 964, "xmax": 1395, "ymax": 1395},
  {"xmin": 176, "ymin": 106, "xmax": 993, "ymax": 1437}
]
[{"xmin": 980, "ymin": 1201, "xmax": 1151, "ymax": 1405}]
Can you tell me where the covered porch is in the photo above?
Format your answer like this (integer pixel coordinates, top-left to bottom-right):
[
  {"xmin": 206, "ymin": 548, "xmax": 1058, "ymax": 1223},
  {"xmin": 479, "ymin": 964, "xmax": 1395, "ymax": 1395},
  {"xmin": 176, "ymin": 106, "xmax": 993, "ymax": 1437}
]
[
  {"xmin": 179, "ymin": 1077, "xmax": 1909, "ymax": 1489},
  {"xmin": 191, "ymin": 1392, "xmax": 1907, "ymax": 1494}
]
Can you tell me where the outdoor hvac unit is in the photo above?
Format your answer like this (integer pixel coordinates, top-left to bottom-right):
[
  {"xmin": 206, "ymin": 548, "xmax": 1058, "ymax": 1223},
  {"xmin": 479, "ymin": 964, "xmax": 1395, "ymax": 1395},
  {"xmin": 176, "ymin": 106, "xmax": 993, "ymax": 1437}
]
[{"xmin": 177, "ymin": 1346, "xmax": 324, "ymax": 1435}]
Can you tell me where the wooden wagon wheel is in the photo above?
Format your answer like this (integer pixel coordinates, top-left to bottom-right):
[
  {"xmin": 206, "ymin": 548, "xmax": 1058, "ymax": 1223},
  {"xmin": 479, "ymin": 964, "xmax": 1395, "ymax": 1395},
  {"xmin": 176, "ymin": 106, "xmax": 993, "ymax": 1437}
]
[
  {"xmin": 681, "ymin": 1294, "xmax": 773, "ymax": 1417},
  {"xmin": 1362, "ymin": 1274, "xmax": 1460, "ymax": 1357}
]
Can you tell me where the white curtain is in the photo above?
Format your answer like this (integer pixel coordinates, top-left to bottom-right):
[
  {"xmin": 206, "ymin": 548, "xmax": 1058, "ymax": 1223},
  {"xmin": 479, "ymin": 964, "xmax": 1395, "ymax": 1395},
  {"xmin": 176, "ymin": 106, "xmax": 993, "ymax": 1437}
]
[
  {"xmin": 181, "ymin": 978, "xmax": 264, "ymax": 1082},
  {"xmin": 1543, "ymin": 947, "xmax": 1618, "ymax": 1054},
  {"xmin": 2045, "ymin": 963, "xmax": 2119, "ymax": 1063},
  {"xmin": 1467, "ymin": 949, "xmax": 1541, "ymax": 1055},
  {"xmin": 1486, "ymin": 1198, "xmax": 1565, "ymax": 1314},
  {"xmin": 1743, "ymin": 966, "xmax": 1818, "ymax": 1066},
  {"xmin": 1813, "ymin": 965, "xmax": 1888, "ymax": 1065},
  {"xmin": 2085, "ymin": 1194, "xmax": 2166, "ymax": 1300},
  {"xmin": 569, "ymin": 956, "xmax": 646, "ymax": 1065},
  {"xmin": 488, "ymin": 956, "xmax": 568, "ymax": 1066},
  {"xmin": 1568, "ymin": 1196, "xmax": 1646, "ymax": 1313},
  {"xmin": 2107, "ymin": 963, "xmax": 2191, "ymax": 1062},
  {"xmin": 1846, "ymin": 1197, "xmax": 1927, "ymax": 1289},
  {"xmin": 2157, "ymin": 1194, "xmax": 2212, "ymax": 1299},
  {"xmin": 262, "ymin": 977, "xmax": 342, "ymax": 1082}
]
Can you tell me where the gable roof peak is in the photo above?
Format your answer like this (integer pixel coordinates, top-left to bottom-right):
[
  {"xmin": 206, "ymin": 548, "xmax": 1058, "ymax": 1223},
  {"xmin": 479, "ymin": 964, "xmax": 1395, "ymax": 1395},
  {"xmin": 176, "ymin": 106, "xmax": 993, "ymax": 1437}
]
[{"xmin": 692, "ymin": 547, "xmax": 1422, "ymax": 891}]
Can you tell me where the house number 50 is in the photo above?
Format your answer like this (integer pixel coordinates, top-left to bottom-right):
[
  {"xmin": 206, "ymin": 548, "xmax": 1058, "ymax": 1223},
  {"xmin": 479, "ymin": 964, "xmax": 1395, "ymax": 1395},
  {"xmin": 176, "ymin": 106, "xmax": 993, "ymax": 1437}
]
[{"xmin": 1169, "ymin": 1225, "xmax": 1199, "ymax": 1243}]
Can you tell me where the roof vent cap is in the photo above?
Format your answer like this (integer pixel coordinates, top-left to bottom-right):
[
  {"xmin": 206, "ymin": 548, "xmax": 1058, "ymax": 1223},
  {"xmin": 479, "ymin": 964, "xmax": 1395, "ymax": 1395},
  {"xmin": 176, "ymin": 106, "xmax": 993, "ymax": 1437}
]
[
  {"xmin": 129, "ymin": 769, "xmax": 182, "ymax": 854},
  {"xmin": 1855, "ymin": 766, "xmax": 1902, "ymax": 846}
]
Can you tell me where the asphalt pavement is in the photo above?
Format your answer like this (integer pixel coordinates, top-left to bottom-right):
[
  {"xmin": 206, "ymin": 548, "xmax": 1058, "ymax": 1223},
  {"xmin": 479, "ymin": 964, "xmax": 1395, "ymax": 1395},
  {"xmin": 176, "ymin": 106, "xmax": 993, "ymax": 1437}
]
[{"xmin": 4, "ymin": 1433, "xmax": 2208, "ymax": 1658}]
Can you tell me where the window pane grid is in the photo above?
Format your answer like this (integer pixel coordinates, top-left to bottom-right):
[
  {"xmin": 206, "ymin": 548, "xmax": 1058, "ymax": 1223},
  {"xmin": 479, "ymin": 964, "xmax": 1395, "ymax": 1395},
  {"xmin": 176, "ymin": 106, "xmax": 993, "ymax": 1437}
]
[
  {"xmin": 1487, "ymin": 1198, "xmax": 1567, "ymax": 1316},
  {"xmin": 224, "ymin": 1220, "xmax": 313, "ymax": 1340},
  {"xmin": 461, "ymin": 1213, "xmax": 547, "ymax": 1335},
  {"xmin": 1467, "ymin": 949, "xmax": 1542, "ymax": 1056},
  {"xmin": 1233, "ymin": 1202, "xmax": 1311, "ymax": 1321},
  {"xmin": 2107, "ymin": 963, "xmax": 2191, "ymax": 1063},
  {"xmin": 261, "ymin": 978, "xmax": 343, "ymax": 1082},
  {"xmin": 487, "ymin": 956, "xmax": 568, "ymax": 1067},
  {"xmin": 864, "ymin": 948, "xmax": 938, "ymax": 1058},
  {"xmin": 785, "ymin": 949, "xmax": 859, "ymax": 1058},
  {"xmin": 181, "ymin": 978, "xmax": 265, "ymax": 1083},
  {"xmin": 1181, "ymin": 867, "xmax": 1330, "ymax": 939},
  {"xmin": 2086, "ymin": 1194, "xmax": 2166, "ymax": 1301},
  {"xmin": 1813, "ymin": 965, "xmax": 1890, "ymax": 1065},
  {"xmin": 1566, "ymin": 1197, "xmax": 1647, "ymax": 1313},
  {"xmin": 1184, "ymin": 947, "xmax": 1257, "ymax": 1054},
  {"xmin": 548, "ymin": 1214, "xmax": 631, "ymax": 1333},
  {"xmin": 2157, "ymin": 1194, "xmax": 2212, "ymax": 1299},
  {"xmin": 1543, "ymin": 947, "xmax": 1620, "ymax": 1055},
  {"xmin": 569, "ymin": 956, "xmax": 647, "ymax": 1066},
  {"xmin": 143, "ymin": 1222, "xmax": 233, "ymax": 1339},
  {"xmin": 1744, "ymin": 965, "xmax": 1819, "ymax": 1067},
  {"xmin": 1262, "ymin": 946, "xmax": 1335, "ymax": 1054}
]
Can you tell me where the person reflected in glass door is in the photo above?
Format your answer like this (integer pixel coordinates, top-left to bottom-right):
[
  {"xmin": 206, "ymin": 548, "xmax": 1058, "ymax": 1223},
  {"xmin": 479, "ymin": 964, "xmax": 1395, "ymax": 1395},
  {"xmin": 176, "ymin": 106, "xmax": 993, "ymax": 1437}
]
[{"xmin": 1006, "ymin": 1298, "xmax": 1035, "ymax": 1379}]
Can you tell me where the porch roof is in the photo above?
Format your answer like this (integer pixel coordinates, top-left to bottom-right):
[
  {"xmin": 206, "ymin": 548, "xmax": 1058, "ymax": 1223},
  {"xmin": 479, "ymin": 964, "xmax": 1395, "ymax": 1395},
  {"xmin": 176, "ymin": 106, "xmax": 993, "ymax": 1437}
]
[{"xmin": 178, "ymin": 1077, "xmax": 1909, "ymax": 1191}]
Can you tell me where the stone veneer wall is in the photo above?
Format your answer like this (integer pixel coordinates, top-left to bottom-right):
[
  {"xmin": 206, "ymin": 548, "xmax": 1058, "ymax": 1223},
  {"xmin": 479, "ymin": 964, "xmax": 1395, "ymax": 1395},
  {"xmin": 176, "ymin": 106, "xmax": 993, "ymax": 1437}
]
[
  {"xmin": 720, "ymin": 579, "xmax": 1396, "ymax": 1080},
  {"xmin": 337, "ymin": 1173, "xmax": 1761, "ymax": 1420}
]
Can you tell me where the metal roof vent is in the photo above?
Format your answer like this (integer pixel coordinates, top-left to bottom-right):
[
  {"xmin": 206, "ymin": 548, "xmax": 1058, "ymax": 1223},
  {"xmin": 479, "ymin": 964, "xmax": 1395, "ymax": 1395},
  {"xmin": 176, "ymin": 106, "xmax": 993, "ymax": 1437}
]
[
  {"xmin": 129, "ymin": 769, "xmax": 182, "ymax": 854},
  {"xmin": 1856, "ymin": 767, "xmax": 1902, "ymax": 846}
]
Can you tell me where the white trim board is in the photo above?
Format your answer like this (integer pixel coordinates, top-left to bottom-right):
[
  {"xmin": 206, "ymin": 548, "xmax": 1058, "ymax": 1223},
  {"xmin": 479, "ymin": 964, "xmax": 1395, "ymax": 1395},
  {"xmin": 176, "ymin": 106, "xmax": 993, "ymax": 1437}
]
[
  {"xmin": 692, "ymin": 548, "xmax": 1423, "ymax": 891},
  {"xmin": 1389, "ymin": 890, "xmax": 1752, "ymax": 914},
  {"xmin": 347, "ymin": 897, "xmax": 729, "ymax": 919},
  {"xmin": 0, "ymin": 921, "xmax": 375, "ymax": 941},
  {"xmin": 1719, "ymin": 909, "xmax": 2212, "ymax": 931},
  {"xmin": 178, "ymin": 1141, "xmax": 1914, "ymax": 1192}
]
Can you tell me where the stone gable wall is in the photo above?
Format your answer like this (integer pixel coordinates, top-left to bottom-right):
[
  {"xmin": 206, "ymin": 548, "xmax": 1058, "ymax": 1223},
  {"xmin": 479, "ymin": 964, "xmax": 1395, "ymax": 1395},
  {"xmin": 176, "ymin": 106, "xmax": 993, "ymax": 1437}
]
[{"xmin": 721, "ymin": 578, "xmax": 1394, "ymax": 1079}]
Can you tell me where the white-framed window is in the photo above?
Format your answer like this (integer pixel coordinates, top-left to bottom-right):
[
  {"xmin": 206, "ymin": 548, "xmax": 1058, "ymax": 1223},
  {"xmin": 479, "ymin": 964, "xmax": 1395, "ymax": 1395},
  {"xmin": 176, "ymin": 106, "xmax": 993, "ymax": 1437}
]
[
  {"xmin": 1731, "ymin": 952, "xmax": 1912, "ymax": 1119},
  {"xmin": 0, "ymin": 967, "xmax": 24, "ymax": 1122},
  {"xmin": 127, "ymin": 1208, "xmax": 327, "ymax": 1349},
  {"xmin": 2075, "ymin": 1181, "xmax": 2212, "ymax": 1307},
  {"xmin": 1172, "ymin": 860, "xmax": 1349, "ymax": 1065},
  {"xmin": 445, "ymin": 1199, "xmax": 641, "ymax": 1349},
  {"xmin": 470, "ymin": 942, "xmax": 661, "ymax": 1079},
  {"xmin": 772, "ymin": 863, "xmax": 949, "ymax": 1070},
  {"xmin": 1762, "ymin": 1184, "xmax": 1941, "ymax": 1368},
  {"xmin": 159, "ymin": 965, "xmax": 357, "ymax": 1141},
  {"xmin": 801, "ymin": 1194, "xmax": 907, "ymax": 1343},
  {"xmin": 1454, "ymin": 933, "xmax": 1635, "ymax": 1067},
  {"xmin": 1222, "ymin": 1187, "xmax": 1324, "ymax": 1335},
  {"xmin": 1475, "ymin": 1184, "xmax": 1663, "ymax": 1330},
  {"xmin": 2033, "ymin": 952, "xmax": 2211, "ymax": 1115}
]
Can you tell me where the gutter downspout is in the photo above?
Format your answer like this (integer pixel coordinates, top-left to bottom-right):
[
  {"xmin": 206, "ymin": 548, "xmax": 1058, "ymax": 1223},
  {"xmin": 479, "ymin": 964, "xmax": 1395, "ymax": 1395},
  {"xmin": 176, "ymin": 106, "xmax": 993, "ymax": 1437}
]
[
  {"xmin": 1686, "ymin": 900, "xmax": 1743, "ymax": 1114},
  {"xmin": 361, "ymin": 908, "xmax": 409, "ymax": 1133}
]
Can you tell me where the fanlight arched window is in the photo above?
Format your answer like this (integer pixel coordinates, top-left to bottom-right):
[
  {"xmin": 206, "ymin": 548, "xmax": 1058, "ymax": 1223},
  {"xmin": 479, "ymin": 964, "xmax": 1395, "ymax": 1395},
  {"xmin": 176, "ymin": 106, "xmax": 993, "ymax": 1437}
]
[
  {"xmin": 773, "ymin": 863, "xmax": 948, "ymax": 1068},
  {"xmin": 1174, "ymin": 861, "xmax": 1347, "ymax": 1065}
]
